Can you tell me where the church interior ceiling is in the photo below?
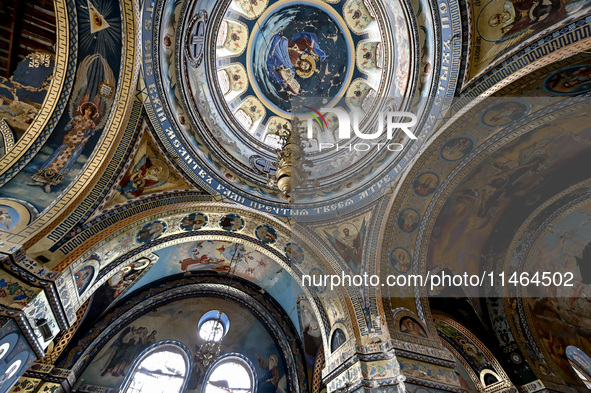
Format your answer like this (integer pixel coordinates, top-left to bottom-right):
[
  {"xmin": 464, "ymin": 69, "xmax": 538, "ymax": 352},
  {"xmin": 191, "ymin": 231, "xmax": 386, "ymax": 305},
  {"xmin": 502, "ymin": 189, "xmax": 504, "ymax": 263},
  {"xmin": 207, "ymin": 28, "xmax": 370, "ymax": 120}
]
[{"xmin": 0, "ymin": 0, "xmax": 590, "ymax": 392}]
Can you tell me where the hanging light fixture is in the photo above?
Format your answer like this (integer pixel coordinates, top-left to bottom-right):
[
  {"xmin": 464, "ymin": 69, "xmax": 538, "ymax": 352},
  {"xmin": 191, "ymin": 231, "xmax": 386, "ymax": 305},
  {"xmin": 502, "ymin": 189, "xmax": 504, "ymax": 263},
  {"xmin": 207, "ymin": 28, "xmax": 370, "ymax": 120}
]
[
  {"xmin": 194, "ymin": 336, "xmax": 221, "ymax": 367},
  {"xmin": 195, "ymin": 308, "xmax": 231, "ymax": 368},
  {"xmin": 195, "ymin": 310, "xmax": 226, "ymax": 367}
]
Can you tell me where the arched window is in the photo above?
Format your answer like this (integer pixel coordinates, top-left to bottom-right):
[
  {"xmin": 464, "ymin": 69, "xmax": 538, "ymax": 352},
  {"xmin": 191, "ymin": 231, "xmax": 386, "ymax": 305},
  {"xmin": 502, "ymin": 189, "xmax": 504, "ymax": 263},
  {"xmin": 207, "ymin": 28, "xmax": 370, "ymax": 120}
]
[
  {"xmin": 203, "ymin": 353, "xmax": 257, "ymax": 393},
  {"xmin": 198, "ymin": 310, "xmax": 229, "ymax": 342},
  {"xmin": 330, "ymin": 328, "xmax": 346, "ymax": 352},
  {"xmin": 121, "ymin": 341, "xmax": 191, "ymax": 393},
  {"xmin": 566, "ymin": 345, "xmax": 591, "ymax": 388}
]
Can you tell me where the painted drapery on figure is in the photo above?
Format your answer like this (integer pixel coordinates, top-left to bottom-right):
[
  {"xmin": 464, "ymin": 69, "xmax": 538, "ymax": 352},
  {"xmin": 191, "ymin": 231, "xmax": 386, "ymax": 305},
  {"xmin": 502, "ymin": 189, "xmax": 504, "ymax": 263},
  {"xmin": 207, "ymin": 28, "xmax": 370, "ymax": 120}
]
[
  {"xmin": 117, "ymin": 156, "xmax": 166, "ymax": 198},
  {"xmin": 266, "ymin": 32, "xmax": 326, "ymax": 93},
  {"xmin": 28, "ymin": 54, "xmax": 115, "ymax": 193}
]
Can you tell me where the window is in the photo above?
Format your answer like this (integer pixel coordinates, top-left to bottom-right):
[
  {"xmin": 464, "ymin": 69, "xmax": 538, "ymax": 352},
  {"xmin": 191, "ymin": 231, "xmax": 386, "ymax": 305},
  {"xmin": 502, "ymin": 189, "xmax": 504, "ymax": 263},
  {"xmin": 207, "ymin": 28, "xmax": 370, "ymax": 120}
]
[
  {"xmin": 199, "ymin": 319, "xmax": 225, "ymax": 342},
  {"xmin": 566, "ymin": 345, "xmax": 591, "ymax": 388},
  {"xmin": 122, "ymin": 342, "xmax": 191, "ymax": 393},
  {"xmin": 198, "ymin": 310, "xmax": 229, "ymax": 342},
  {"xmin": 330, "ymin": 328, "xmax": 346, "ymax": 352},
  {"xmin": 203, "ymin": 354, "xmax": 256, "ymax": 393}
]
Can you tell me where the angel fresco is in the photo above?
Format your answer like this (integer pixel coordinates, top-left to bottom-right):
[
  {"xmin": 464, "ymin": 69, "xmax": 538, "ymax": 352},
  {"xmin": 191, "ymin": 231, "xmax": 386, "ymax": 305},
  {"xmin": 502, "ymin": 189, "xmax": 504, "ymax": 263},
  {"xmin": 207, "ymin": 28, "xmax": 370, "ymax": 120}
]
[
  {"xmin": 179, "ymin": 254, "xmax": 225, "ymax": 271},
  {"xmin": 266, "ymin": 32, "xmax": 326, "ymax": 94},
  {"xmin": 179, "ymin": 240, "xmax": 230, "ymax": 271},
  {"xmin": 28, "ymin": 100, "xmax": 100, "ymax": 193},
  {"xmin": 28, "ymin": 54, "xmax": 115, "ymax": 193}
]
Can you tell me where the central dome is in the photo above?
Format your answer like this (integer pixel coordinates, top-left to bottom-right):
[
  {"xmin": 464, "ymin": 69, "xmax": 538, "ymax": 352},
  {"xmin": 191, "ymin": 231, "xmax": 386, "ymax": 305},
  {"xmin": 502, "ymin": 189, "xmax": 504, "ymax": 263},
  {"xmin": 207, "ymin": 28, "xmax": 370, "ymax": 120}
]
[
  {"xmin": 212, "ymin": 0, "xmax": 383, "ymax": 148},
  {"xmin": 246, "ymin": 2, "xmax": 354, "ymax": 116}
]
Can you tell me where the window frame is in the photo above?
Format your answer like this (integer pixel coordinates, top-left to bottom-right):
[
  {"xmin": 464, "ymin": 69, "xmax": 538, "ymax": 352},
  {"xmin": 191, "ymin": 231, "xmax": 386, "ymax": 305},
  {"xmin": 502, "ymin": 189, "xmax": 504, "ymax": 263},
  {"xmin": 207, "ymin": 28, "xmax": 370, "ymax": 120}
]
[
  {"xmin": 120, "ymin": 340, "xmax": 192, "ymax": 393},
  {"xmin": 566, "ymin": 345, "xmax": 591, "ymax": 388},
  {"xmin": 201, "ymin": 352, "xmax": 258, "ymax": 393},
  {"xmin": 198, "ymin": 310, "xmax": 230, "ymax": 342}
]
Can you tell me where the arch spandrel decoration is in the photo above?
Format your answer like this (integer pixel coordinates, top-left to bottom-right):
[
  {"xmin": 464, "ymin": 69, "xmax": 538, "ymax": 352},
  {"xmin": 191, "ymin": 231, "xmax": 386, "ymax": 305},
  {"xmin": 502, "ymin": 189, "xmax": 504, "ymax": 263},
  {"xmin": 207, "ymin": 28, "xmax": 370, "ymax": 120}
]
[{"xmin": 99, "ymin": 118, "xmax": 202, "ymax": 209}]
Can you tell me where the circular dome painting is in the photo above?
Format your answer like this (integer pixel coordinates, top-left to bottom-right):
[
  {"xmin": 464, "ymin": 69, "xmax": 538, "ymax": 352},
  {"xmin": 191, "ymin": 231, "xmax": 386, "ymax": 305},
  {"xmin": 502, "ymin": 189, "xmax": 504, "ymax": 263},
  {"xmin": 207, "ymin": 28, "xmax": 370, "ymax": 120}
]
[
  {"xmin": 210, "ymin": 0, "xmax": 371, "ymax": 149},
  {"xmin": 247, "ymin": 2, "xmax": 354, "ymax": 116}
]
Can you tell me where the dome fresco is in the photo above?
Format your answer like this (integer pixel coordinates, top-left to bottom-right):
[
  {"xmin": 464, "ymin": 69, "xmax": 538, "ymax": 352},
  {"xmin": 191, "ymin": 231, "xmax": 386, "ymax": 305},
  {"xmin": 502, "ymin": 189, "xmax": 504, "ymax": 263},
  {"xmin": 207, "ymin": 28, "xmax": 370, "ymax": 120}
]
[
  {"xmin": 246, "ymin": 2, "xmax": 354, "ymax": 118},
  {"xmin": 211, "ymin": 0, "xmax": 381, "ymax": 145}
]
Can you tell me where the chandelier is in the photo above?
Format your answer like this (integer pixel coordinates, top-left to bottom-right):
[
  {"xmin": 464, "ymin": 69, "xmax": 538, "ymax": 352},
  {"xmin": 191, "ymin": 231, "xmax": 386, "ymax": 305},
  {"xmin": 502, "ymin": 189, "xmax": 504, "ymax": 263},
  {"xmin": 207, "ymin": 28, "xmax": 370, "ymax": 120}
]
[{"xmin": 195, "ymin": 311, "xmax": 224, "ymax": 367}]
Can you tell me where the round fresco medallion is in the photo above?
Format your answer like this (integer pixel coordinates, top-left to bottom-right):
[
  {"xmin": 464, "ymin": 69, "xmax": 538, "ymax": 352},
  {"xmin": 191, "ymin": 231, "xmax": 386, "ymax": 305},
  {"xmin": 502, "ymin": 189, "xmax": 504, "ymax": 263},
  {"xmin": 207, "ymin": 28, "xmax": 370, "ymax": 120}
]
[
  {"xmin": 74, "ymin": 265, "xmax": 95, "ymax": 295},
  {"xmin": 219, "ymin": 214, "xmax": 244, "ymax": 231},
  {"xmin": 544, "ymin": 65, "xmax": 591, "ymax": 95},
  {"xmin": 397, "ymin": 208, "xmax": 420, "ymax": 233},
  {"xmin": 136, "ymin": 220, "xmax": 167, "ymax": 243},
  {"xmin": 255, "ymin": 224, "xmax": 277, "ymax": 244},
  {"xmin": 308, "ymin": 267, "xmax": 326, "ymax": 293},
  {"xmin": 0, "ymin": 199, "xmax": 36, "ymax": 232},
  {"xmin": 476, "ymin": 0, "xmax": 518, "ymax": 43},
  {"xmin": 412, "ymin": 171, "xmax": 439, "ymax": 197},
  {"xmin": 480, "ymin": 101, "xmax": 529, "ymax": 128},
  {"xmin": 0, "ymin": 205, "xmax": 20, "ymax": 231},
  {"xmin": 389, "ymin": 247, "xmax": 411, "ymax": 274},
  {"xmin": 285, "ymin": 242, "xmax": 305, "ymax": 264},
  {"xmin": 440, "ymin": 136, "xmax": 474, "ymax": 162},
  {"xmin": 180, "ymin": 212, "xmax": 208, "ymax": 231},
  {"xmin": 246, "ymin": 1, "xmax": 354, "ymax": 116}
]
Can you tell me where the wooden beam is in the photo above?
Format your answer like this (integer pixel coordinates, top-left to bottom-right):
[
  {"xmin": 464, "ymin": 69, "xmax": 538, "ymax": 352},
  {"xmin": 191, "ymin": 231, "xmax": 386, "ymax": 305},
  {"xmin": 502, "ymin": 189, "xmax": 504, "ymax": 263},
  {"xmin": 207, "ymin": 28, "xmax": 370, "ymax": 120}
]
[
  {"xmin": 22, "ymin": 19, "xmax": 56, "ymax": 41},
  {"xmin": 6, "ymin": 0, "xmax": 23, "ymax": 78}
]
